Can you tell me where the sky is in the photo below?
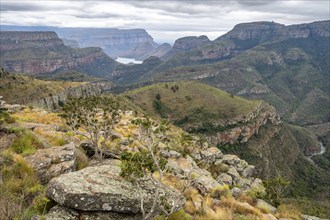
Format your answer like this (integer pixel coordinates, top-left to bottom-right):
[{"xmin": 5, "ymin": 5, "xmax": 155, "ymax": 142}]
[{"xmin": 1, "ymin": 0, "xmax": 329, "ymax": 44}]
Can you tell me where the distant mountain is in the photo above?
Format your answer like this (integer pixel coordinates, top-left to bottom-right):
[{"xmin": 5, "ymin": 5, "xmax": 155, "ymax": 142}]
[
  {"xmin": 0, "ymin": 25, "xmax": 171, "ymax": 60},
  {"xmin": 137, "ymin": 21, "xmax": 330, "ymax": 127},
  {"xmin": 0, "ymin": 31, "xmax": 118, "ymax": 77}
]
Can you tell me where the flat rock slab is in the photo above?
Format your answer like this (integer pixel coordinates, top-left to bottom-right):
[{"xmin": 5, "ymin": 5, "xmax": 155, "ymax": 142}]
[{"xmin": 46, "ymin": 165, "xmax": 185, "ymax": 214}]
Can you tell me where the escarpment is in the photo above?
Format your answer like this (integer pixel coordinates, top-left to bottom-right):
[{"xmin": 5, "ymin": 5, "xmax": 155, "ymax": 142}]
[{"xmin": 0, "ymin": 31, "xmax": 118, "ymax": 76}]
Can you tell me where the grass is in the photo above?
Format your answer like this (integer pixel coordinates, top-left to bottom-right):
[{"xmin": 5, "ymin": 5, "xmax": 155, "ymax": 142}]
[
  {"xmin": 0, "ymin": 153, "xmax": 50, "ymax": 219},
  {"xmin": 124, "ymin": 81, "xmax": 261, "ymax": 134},
  {"xmin": 0, "ymin": 74, "xmax": 84, "ymax": 106},
  {"xmin": 10, "ymin": 131, "xmax": 43, "ymax": 156},
  {"xmin": 275, "ymin": 204, "xmax": 301, "ymax": 220}
]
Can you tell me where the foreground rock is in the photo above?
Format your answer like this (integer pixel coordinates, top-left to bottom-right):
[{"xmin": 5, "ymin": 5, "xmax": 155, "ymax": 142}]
[
  {"xmin": 26, "ymin": 143, "xmax": 76, "ymax": 184},
  {"xmin": 46, "ymin": 164, "xmax": 185, "ymax": 215}
]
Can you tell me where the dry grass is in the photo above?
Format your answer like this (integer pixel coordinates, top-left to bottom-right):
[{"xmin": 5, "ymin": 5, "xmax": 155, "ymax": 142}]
[
  {"xmin": 275, "ymin": 204, "xmax": 301, "ymax": 220},
  {"xmin": 12, "ymin": 108, "xmax": 64, "ymax": 126}
]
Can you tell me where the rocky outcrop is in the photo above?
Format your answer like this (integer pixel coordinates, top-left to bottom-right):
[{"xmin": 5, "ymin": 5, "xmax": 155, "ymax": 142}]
[
  {"xmin": 209, "ymin": 102, "xmax": 281, "ymax": 145},
  {"xmin": 0, "ymin": 67, "xmax": 9, "ymax": 78},
  {"xmin": 46, "ymin": 164, "xmax": 185, "ymax": 215},
  {"xmin": 0, "ymin": 31, "xmax": 118, "ymax": 76},
  {"xmin": 26, "ymin": 143, "xmax": 76, "ymax": 184},
  {"xmin": 162, "ymin": 36, "xmax": 210, "ymax": 60},
  {"xmin": 0, "ymin": 31, "xmax": 63, "ymax": 51},
  {"xmin": 31, "ymin": 83, "xmax": 103, "ymax": 110}
]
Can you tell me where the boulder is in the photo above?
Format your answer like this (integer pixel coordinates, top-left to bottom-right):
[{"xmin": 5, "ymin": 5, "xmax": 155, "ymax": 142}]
[
  {"xmin": 217, "ymin": 173, "xmax": 233, "ymax": 186},
  {"xmin": 256, "ymin": 199, "xmax": 276, "ymax": 213},
  {"xmin": 227, "ymin": 166, "xmax": 240, "ymax": 179},
  {"xmin": 301, "ymin": 215, "xmax": 329, "ymax": 220},
  {"xmin": 194, "ymin": 174, "xmax": 222, "ymax": 195},
  {"xmin": 26, "ymin": 143, "xmax": 76, "ymax": 184},
  {"xmin": 46, "ymin": 165, "xmax": 185, "ymax": 215},
  {"xmin": 0, "ymin": 132, "xmax": 16, "ymax": 151},
  {"xmin": 160, "ymin": 150, "xmax": 181, "ymax": 159},
  {"xmin": 197, "ymin": 147, "xmax": 223, "ymax": 163},
  {"xmin": 36, "ymin": 206, "xmax": 79, "ymax": 220},
  {"xmin": 219, "ymin": 154, "xmax": 240, "ymax": 166},
  {"xmin": 241, "ymin": 165, "xmax": 255, "ymax": 178}
]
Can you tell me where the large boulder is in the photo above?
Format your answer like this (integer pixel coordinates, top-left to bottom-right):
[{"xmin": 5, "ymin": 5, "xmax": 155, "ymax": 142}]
[
  {"xmin": 26, "ymin": 143, "xmax": 76, "ymax": 184},
  {"xmin": 46, "ymin": 164, "xmax": 185, "ymax": 215}
]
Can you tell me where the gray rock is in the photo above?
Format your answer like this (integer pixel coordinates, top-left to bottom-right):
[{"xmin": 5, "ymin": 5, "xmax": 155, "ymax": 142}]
[
  {"xmin": 231, "ymin": 187, "xmax": 242, "ymax": 198},
  {"xmin": 160, "ymin": 150, "xmax": 181, "ymax": 159},
  {"xmin": 217, "ymin": 173, "xmax": 233, "ymax": 186},
  {"xmin": 46, "ymin": 165, "xmax": 185, "ymax": 215},
  {"xmin": 241, "ymin": 165, "xmax": 255, "ymax": 178},
  {"xmin": 199, "ymin": 147, "xmax": 223, "ymax": 163},
  {"xmin": 194, "ymin": 174, "xmax": 222, "ymax": 195},
  {"xmin": 220, "ymin": 154, "xmax": 240, "ymax": 166},
  {"xmin": 43, "ymin": 205, "xmax": 79, "ymax": 220},
  {"xmin": 227, "ymin": 166, "xmax": 240, "ymax": 179},
  {"xmin": 256, "ymin": 199, "xmax": 276, "ymax": 213},
  {"xmin": 26, "ymin": 143, "xmax": 76, "ymax": 184},
  {"xmin": 302, "ymin": 215, "xmax": 329, "ymax": 220}
]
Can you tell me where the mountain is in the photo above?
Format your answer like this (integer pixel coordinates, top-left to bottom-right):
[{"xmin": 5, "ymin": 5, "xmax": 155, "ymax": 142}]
[
  {"xmin": 136, "ymin": 21, "xmax": 330, "ymax": 127},
  {"xmin": 124, "ymin": 81, "xmax": 330, "ymax": 201},
  {"xmin": 1, "ymin": 25, "xmax": 171, "ymax": 60},
  {"xmin": 0, "ymin": 31, "xmax": 118, "ymax": 77}
]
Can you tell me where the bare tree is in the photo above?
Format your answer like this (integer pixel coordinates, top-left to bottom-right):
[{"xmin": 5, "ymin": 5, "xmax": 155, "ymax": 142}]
[
  {"xmin": 121, "ymin": 118, "xmax": 194, "ymax": 219},
  {"xmin": 61, "ymin": 96, "xmax": 121, "ymax": 159}
]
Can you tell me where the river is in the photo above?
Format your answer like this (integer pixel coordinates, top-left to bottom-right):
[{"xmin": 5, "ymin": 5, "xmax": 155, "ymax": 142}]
[{"xmin": 116, "ymin": 57, "xmax": 143, "ymax": 64}]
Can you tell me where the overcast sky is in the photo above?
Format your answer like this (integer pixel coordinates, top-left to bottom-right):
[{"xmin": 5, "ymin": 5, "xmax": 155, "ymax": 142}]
[{"xmin": 1, "ymin": 0, "xmax": 329, "ymax": 43}]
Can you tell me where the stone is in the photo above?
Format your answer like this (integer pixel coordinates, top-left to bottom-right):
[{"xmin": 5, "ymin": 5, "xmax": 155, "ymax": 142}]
[
  {"xmin": 194, "ymin": 174, "xmax": 222, "ymax": 195},
  {"xmin": 256, "ymin": 199, "xmax": 276, "ymax": 213},
  {"xmin": 241, "ymin": 165, "xmax": 255, "ymax": 178},
  {"xmin": 160, "ymin": 150, "xmax": 181, "ymax": 159},
  {"xmin": 199, "ymin": 147, "xmax": 223, "ymax": 163},
  {"xmin": 231, "ymin": 187, "xmax": 242, "ymax": 198},
  {"xmin": 26, "ymin": 143, "xmax": 76, "ymax": 184},
  {"xmin": 217, "ymin": 173, "xmax": 233, "ymax": 186},
  {"xmin": 41, "ymin": 206, "xmax": 79, "ymax": 220},
  {"xmin": 0, "ymin": 132, "xmax": 16, "ymax": 151},
  {"xmin": 235, "ymin": 177, "xmax": 252, "ymax": 189},
  {"xmin": 301, "ymin": 215, "xmax": 329, "ymax": 220},
  {"xmin": 220, "ymin": 154, "xmax": 240, "ymax": 166},
  {"xmin": 227, "ymin": 166, "xmax": 240, "ymax": 179},
  {"xmin": 46, "ymin": 165, "xmax": 185, "ymax": 215}
]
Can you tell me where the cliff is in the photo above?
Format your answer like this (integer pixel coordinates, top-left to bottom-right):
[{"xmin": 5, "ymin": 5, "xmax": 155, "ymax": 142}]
[
  {"xmin": 0, "ymin": 31, "xmax": 118, "ymax": 76},
  {"xmin": 0, "ymin": 69, "xmax": 111, "ymax": 110}
]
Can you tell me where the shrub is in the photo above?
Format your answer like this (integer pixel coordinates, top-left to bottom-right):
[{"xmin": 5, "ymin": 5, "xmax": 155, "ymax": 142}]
[
  {"xmin": 168, "ymin": 209, "xmax": 191, "ymax": 220},
  {"xmin": 75, "ymin": 148, "xmax": 89, "ymax": 170}
]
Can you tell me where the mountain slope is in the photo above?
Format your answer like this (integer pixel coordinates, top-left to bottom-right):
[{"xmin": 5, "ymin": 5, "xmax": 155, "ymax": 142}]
[
  {"xmin": 145, "ymin": 21, "xmax": 330, "ymax": 126},
  {"xmin": 123, "ymin": 81, "xmax": 329, "ymax": 201}
]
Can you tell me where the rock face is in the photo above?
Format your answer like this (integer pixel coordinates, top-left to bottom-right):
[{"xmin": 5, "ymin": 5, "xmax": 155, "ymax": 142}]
[
  {"xmin": 0, "ymin": 31, "xmax": 118, "ymax": 76},
  {"xmin": 31, "ymin": 83, "xmax": 103, "ymax": 110},
  {"xmin": 0, "ymin": 31, "xmax": 63, "ymax": 50},
  {"xmin": 162, "ymin": 35, "xmax": 210, "ymax": 60},
  {"xmin": 209, "ymin": 102, "xmax": 280, "ymax": 145},
  {"xmin": 46, "ymin": 164, "xmax": 185, "ymax": 214},
  {"xmin": 26, "ymin": 143, "xmax": 76, "ymax": 184}
]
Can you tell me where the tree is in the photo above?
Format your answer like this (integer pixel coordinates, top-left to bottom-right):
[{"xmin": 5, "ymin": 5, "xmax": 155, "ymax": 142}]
[
  {"xmin": 61, "ymin": 96, "xmax": 121, "ymax": 159},
  {"xmin": 120, "ymin": 118, "xmax": 191, "ymax": 219}
]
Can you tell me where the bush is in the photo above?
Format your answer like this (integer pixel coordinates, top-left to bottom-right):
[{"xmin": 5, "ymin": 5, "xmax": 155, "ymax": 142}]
[
  {"xmin": 275, "ymin": 204, "xmax": 301, "ymax": 220},
  {"xmin": 75, "ymin": 148, "xmax": 89, "ymax": 170}
]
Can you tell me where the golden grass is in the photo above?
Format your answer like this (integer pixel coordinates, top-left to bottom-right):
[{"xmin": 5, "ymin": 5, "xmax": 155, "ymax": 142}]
[
  {"xmin": 12, "ymin": 108, "xmax": 64, "ymax": 126},
  {"xmin": 275, "ymin": 204, "xmax": 301, "ymax": 220}
]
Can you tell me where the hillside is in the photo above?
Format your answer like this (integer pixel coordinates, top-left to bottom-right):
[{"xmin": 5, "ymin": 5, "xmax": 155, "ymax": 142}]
[
  {"xmin": 0, "ymin": 31, "xmax": 118, "ymax": 77},
  {"xmin": 124, "ymin": 82, "xmax": 330, "ymax": 202},
  {"xmin": 1, "ymin": 95, "xmax": 329, "ymax": 219},
  {"xmin": 0, "ymin": 67, "xmax": 104, "ymax": 109}
]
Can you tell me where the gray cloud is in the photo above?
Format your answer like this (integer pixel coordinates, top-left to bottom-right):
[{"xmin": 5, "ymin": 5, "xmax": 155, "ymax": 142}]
[{"xmin": 0, "ymin": 0, "xmax": 329, "ymax": 43}]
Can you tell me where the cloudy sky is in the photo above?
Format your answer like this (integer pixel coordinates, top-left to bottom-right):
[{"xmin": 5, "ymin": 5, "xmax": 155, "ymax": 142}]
[{"xmin": 1, "ymin": 0, "xmax": 329, "ymax": 43}]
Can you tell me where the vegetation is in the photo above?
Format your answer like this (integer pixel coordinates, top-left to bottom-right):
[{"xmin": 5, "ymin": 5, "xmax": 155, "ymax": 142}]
[{"xmin": 61, "ymin": 96, "xmax": 121, "ymax": 159}]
